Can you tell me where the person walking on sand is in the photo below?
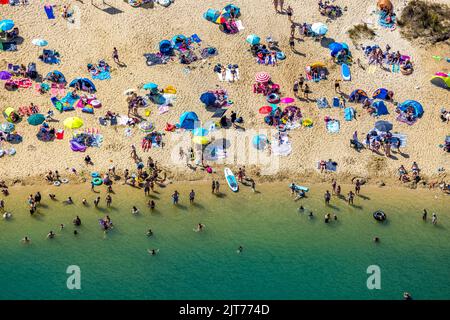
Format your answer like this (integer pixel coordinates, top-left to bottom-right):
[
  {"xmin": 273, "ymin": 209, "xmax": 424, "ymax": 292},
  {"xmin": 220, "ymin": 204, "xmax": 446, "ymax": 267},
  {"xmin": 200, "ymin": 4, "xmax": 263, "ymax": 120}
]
[
  {"xmin": 334, "ymin": 79, "xmax": 341, "ymax": 93},
  {"xmin": 106, "ymin": 194, "xmax": 112, "ymax": 208},
  {"xmin": 211, "ymin": 180, "xmax": 216, "ymax": 194},
  {"xmin": 303, "ymin": 84, "xmax": 310, "ymax": 100},
  {"xmin": 251, "ymin": 180, "xmax": 256, "ymax": 192},
  {"xmin": 298, "ymin": 74, "xmax": 305, "ymax": 92},
  {"xmin": 94, "ymin": 196, "xmax": 100, "ymax": 208},
  {"xmin": 355, "ymin": 179, "xmax": 361, "ymax": 195},
  {"xmin": 112, "ymin": 47, "xmax": 120, "ymax": 64},
  {"xmin": 215, "ymin": 180, "xmax": 220, "ymax": 194}
]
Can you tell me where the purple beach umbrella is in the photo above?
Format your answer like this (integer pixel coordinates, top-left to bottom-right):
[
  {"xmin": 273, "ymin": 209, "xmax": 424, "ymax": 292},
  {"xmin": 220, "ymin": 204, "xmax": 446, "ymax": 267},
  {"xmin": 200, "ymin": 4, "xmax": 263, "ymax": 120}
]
[{"xmin": 0, "ymin": 71, "xmax": 12, "ymax": 80}]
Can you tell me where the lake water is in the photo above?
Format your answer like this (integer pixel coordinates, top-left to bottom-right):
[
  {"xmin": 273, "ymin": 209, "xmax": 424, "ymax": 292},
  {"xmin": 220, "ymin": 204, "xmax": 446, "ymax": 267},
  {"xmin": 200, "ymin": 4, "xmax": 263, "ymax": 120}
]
[{"xmin": 0, "ymin": 182, "xmax": 448, "ymax": 300}]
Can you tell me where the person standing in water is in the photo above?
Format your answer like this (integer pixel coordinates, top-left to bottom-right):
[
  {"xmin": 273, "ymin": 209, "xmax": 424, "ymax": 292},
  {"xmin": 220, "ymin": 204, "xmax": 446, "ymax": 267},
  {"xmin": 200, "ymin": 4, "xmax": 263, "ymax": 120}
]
[
  {"xmin": 237, "ymin": 246, "xmax": 244, "ymax": 254},
  {"xmin": 189, "ymin": 190, "xmax": 195, "ymax": 204},
  {"xmin": 94, "ymin": 196, "xmax": 100, "ymax": 207},
  {"xmin": 211, "ymin": 180, "xmax": 216, "ymax": 194},
  {"xmin": 172, "ymin": 190, "xmax": 179, "ymax": 205},
  {"xmin": 348, "ymin": 191, "xmax": 355, "ymax": 205},
  {"xmin": 106, "ymin": 194, "xmax": 112, "ymax": 208},
  {"xmin": 21, "ymin": 236, "xmax": 31, "ymax": 244},
  {"xmin": 355, "ymin": 179, "xmax": 361, "ymax": 195},
  {"xmin": 324, "ymin": 191, "xmax": 331, "ymax": 205},
  {"xmin": 432, "ymin": 213, "xmax": 437, "ymax": 225},
  {"xmin": 215, "ymin": 180, "xmax": 220, "ymax": 194},
  {"xmin": 422, "ymin": 209, "xmax": 427, "ymax": 221}
]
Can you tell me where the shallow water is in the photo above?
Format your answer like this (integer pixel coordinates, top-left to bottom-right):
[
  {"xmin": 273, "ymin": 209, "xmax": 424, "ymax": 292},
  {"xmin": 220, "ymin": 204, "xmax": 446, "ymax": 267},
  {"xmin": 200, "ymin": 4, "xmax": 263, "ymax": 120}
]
[{"xmin": 0, "ymin": 182, "xmax": 449, "ymax": 300}]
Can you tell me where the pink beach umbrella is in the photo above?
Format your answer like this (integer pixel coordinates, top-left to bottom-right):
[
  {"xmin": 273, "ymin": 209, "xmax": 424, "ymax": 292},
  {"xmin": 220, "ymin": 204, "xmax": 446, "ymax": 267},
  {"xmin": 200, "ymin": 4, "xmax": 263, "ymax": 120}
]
[
  {"xmin": 280, "ymin": 97, "xmax": 295, "ymax": 104},
  {"xmin": 255, "ymin": 71, "xmax": 271, "ymax": 83}
]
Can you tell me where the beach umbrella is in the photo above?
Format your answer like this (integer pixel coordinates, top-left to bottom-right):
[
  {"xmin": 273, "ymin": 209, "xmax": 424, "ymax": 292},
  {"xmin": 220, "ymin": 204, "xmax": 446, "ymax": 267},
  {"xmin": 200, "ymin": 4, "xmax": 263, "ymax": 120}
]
[
  {"xmin": 32, "ymin": 39, "xmax": 48, "ymax": 47},
  {"xmin": 246, "ymin": 34, "xmax": 261, "ymax": 45},
  {"xmin": 63, "ymin": 117, "xmax": 84, "ymax": 129},
  {"xmin": 193, "ymin": 127, "xmax": 209, "ymax": 136},
  {"xmin": 280, "ymin": 97, "xmax": 295, "ymax": 104},
  {"xmin": 259, "ymin": 106, "xmax": 273, "ymax": 114},
  {"xmin": 0, "ymin": 19, "xmax": 14, "ymax": 32},
  {"xmin": 27, "ymin": 113, "xmax": 46, "ymax": 126},
  {"xmin": 0, "ymin": 71, "xmax": 12, "ymax": 80},
  {"xmin": 311, "ymin": 62, "xmax": 325, "ymax": 69},
  {"xmin": 200, "ymin": 92, "xmax": 217, "ymax": 106},
  {"xmin": 255, "ymin": 71, "xmax": 271, "ymax": 83},
  {"xmin": 374, "ymin": 120, "xmax": 393, "ymax": 132},
  {"xmin": 311, "ymin": 22, "xmax": 328, "ymax": 35},
  {"xmin": 139, "ymin": 121, "xmax": 154, "ymax": 133},
  {"xmin": 192, "ymin": 135, "xmax": 210, "ymax": 145},
  {"xmin": 143, "ymin": 82, "xmax": 158, "ymax": 90},
  {"xmin": 0, "ymin": 122, "xmax": 14, "ymax": 133},
  {"xmin": 215, "ymin": 15, "xmax": 227, "ymax": 24}
]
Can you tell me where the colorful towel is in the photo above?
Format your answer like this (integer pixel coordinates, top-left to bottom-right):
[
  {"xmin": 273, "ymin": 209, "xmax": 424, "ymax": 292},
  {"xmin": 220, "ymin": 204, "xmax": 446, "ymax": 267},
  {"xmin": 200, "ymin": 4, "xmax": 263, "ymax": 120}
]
[
  {"xmin": 317, "ymin": 161, "xmax": 338, "ymax": 172},
  {"xmin": 396, "ymin": 114, "xmax": 417, "ymax": 126},
  {"xmin": 392, "ymin": 64, "xmax": 400, "ymax": 73},
  {"xmin": 44, "ymin": 5, "xmax": 55, "ymax": 19},
  {"xmin": 391, "ymin": 133, "xmax": 407, "ymax": 147},
  {"xmin": 92, "ymin": 71, "xmax": 111, "ymax": 80},
  {"xmin": 326, "ymin": 120, "xmax": 340, "ymax": 133}
]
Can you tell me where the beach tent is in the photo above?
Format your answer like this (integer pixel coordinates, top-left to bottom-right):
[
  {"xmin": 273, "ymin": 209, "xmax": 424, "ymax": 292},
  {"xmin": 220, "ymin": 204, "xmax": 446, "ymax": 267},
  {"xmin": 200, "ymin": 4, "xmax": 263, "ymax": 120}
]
[
  {"xmin": 328, "ymin": 42, "xmax": 350, "ymax": 57},
  {"xmin": 372, "ymin": 88, "xmax": 390, "ymax": 99},
  {"xmin": 430, "ymin": 75, "xmax": 450, "ymax": 89},
  {"xmin": 203, "ymin": 9, "xmax": 221, "ymax": 23},
  {"xmin": 171, "ymin": 34, "xmax": 188, "ymax": 49},
  {"xmin": 179, "ymin": 111, "xmax": 199, "ymax": 130},
  {"xmin": 3, "ymin": 107, "xmax": 19, "ymax": 123},
  {"xmin": 398, "ymin": 100, "xmax": 424, "ymax": 118},
  {"xmin": 46, "ymin": 70, "xmax": 66, "ymax": 83},
  {"xmin": 200, "ymin": 92, "xmax": 216, "ymax": 106},
  {"xmin": 372, "ymin": 100, "xmax": 389, "ymax": 116},
  {"xmin": 158, "ymin": 40, "xmax": 173, "ymax": 55},
  {"xmin": 69, "ymin": 78, "xmax": 96, "ymax": 92},
  {"xmin": 349, "ymin": 89, "xmax": 368, "ymax": 102},
  {"xmin": 377, "ymin": 0, "xmax": 393, "ymax": 13},
  {"xmin": 246, "ymin": 34, "xmax": 260, "ymax": 45}
]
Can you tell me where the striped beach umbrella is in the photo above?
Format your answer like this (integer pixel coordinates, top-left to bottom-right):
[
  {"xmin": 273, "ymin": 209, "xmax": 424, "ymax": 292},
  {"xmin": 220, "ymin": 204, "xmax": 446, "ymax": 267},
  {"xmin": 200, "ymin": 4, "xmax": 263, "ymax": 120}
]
[{"xmin": 255, "ymin": 71, "xmax": 270, "ymax": 83}]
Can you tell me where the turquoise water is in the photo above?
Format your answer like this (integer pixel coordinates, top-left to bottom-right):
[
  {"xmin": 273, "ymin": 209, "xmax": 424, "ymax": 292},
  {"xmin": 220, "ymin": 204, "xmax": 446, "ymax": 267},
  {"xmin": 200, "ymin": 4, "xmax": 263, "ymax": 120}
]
[{"xmin": 0, "ymin": 183, "xmax": 449, "ymax": 300}]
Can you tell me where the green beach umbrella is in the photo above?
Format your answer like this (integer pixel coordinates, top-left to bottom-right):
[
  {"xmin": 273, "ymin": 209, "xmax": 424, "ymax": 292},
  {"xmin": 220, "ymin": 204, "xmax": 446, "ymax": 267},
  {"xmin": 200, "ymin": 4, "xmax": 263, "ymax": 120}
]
[{"xmin": 27, "ymin": 113, "xmax": 45, "ymax": 126}]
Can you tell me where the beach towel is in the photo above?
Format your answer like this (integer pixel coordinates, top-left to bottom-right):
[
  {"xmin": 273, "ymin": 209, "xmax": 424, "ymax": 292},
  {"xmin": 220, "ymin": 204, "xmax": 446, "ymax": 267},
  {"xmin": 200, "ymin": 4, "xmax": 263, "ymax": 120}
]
[
  {"xmin": 316, "ymin": 97, "xmax": 330, "ymax": 109},
  {"xmin": 326, "ymin": 120, "xmax": 340, "ymax": 133},
  {"xmin": 391, "ymin": 133, "xmax": 407, "ymax": 147},
  {"xmin": 158, "ymin": 106, "xmax": 170, "ymax": 114},
  {"xmin": 317, "ymin": 161, "xmax": 338, "ymax": 171},
  {"xmin": 0, "ymin": 41, "xmax": 17, "ymax": 51},
  {"xmin": 344, "ymin": 107, "xmax": 355, "ymax": 121},
  {"xmin": 60, "ymin": 92, "xmax": 79, "ymax": 110},
  {"xmin": 396, "ymin": 114, "xmax": 417, "ymax": 126},
  {"xmin": 92, "ymin": 71, "xmax": 111, "ymax": 80},
  {"xmin": 44, "ymin": 5, "xmax": 55, "ymax": 19},
  {"xmin": 190, "ymin": 34, "xmax": 202, "ymax": 43},
  {"xmin": 212, "ymin": 108, "xmax": 227, "ymax": 118},
  {"xmin": 235, "ymin": 20, "xmax": 245, "ymax": 31},
  {"xmin": 392, "ymin": 64, "xmax": 400, "ymax": 73}
]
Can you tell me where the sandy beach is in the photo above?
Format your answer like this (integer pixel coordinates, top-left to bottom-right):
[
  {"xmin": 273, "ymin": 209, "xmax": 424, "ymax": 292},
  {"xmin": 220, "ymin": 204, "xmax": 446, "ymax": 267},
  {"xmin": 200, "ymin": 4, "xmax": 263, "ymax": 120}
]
[{"xmin": 0, "ymin": 0, "xmax": 449, "ymax": 188}]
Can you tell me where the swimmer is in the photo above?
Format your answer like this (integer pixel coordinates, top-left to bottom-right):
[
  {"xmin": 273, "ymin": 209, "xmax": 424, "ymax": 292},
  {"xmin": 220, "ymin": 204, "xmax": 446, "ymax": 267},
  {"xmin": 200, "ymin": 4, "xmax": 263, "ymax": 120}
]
[
  {"xmin": 73, "ymin": 216, "xmax": 81, "ymax": 226},
  {"xmin": 49, "ymin": 193, "xmax": 56, "ymax": 200},
  {"xmin": 21, "ymin": 236, "xmax": 31, "ymax": 244},
  {"xmin": 65, "ymin": 197, "xmax": 73, "ymax": 204},
  {"xmin": 195, "ymin": 223, "xmax": 205, "ymax": 232},
  {"xmin": 2, "ymin": 212, "xmax": 12, "ymax": 219},
  {"xmin": 373, "ymin": 237, "xmax": 380, "ymax": 243},
  {"xmin": 74, "ymin": 230, "xmax": 78, "ymax": 236},
  {"xmin": 403, "ymin": 292, "xmax": 412, "ymax": 300},
  {"xmin": 147, "ymin": 249, "xmax": 159, "ymax": 256},
  {"xmin": 308, "ymin": 211, "xmax": 313, "ymax": 218},
  {"xmin": 132, "ymin": 206, "xmax": 140, "ymax": 214},
  {"xmin": 146, "ymin": 229, "xmax": 153, "ymax": 237},
  {"xmin": 47, "ymin": 231, "xmax": 55, "ymax": 239},
  {"xmin": 60, "ymin": 224, "xmax": 65, "ymax": 230},
  {"xmin": 422, "ymin": 209, "xmax": 427, "ymax": 221},
  {"xmin": 82, "ymin": 198, "xmax": 87, "ymax": 206},
  {"xmin": 298, "ymin": 206, "xmax": 304, "ymax": 212},
  {"xmin": 148, "ymin": 200, "xmax": 155, "ymax": 210},
  {"xmin": 333, "ymin": 214, "xmax": 338, "ymax": 221},
  {"xmin": 237, "ymin": 246, "xmax": 244, "ymax": 254}
]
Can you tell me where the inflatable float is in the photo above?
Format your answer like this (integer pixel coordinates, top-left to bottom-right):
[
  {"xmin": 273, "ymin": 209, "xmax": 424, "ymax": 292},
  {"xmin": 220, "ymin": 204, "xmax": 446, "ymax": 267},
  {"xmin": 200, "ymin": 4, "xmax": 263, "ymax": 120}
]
[
  {"xmin": 341, "ymin": 63, "xmax": 351, "ymax": 81},
  {"xmin": 224, "ymin": 167, "xmax": 239, "ymax": 192},
  {"xmin": 373, "ymin": 210, "xmax": 387, "ymax": 222},
  {"xmin": 289, "ymin": 183, "xmax": 309, "ymax": 192}
]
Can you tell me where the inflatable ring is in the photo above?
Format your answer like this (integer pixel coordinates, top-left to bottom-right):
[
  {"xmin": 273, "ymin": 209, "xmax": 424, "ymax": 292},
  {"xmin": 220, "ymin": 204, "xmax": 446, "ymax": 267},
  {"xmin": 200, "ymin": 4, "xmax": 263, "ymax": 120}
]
[
  {"xmin": 53, "ymin": 181, "xmax": 61, "ymax": 186},
  {"xmin": 61, "ymin": 178, "xmax": 69, "ymax": 184},
  {"xmin": 373, "ymin": 210, "xmax": 387, "ymax": 222},
  {"xmin": 91, "ymin": 172, "xmax": 100, "ymax": 178},
  {"xmin": 267, "ymin": 93, "xmax": 280, "ymax": 104},
  {"xmin": 276, "ymin": 51, "xmax": 286, "ymax": 60},
  {"xmin": 92, "ymin": 177, "xmax": 103, "ymax": 186}
]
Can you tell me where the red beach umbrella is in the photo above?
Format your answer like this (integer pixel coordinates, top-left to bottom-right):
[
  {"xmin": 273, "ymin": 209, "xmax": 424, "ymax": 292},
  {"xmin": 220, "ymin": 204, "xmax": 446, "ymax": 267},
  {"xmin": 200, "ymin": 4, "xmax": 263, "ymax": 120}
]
[
  {"xmin": 255, "ymin": 72, "xmax": 271, "ymax": 83},
  {"xmin": 259, "ymin": 106, "xmax": 273, "ymax": 114}
]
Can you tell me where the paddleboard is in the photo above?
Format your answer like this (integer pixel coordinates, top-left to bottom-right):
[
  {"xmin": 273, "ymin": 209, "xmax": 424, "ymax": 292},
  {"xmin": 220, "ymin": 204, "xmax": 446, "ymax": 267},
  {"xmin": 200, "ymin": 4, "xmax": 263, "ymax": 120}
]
[
  {"xmin": 289, "ymin": 183, "xmax": 309, "ymax": 192},
  {"xmin": 224, "ymin": 168, "xmax": 239, "ymax": 192},
  {"xmin": 341, "ymin": 63, "xmax": 351, "ymax": 81}
]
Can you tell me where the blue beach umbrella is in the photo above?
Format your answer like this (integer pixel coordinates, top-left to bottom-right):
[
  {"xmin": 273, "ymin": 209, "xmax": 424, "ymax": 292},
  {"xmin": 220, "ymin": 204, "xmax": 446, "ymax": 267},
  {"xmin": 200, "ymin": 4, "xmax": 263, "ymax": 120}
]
[
  {"xmin": 246, "ymin": 34, "xmax": 261, "ymax": 45},
  {"xmin": 143, "ymin": 82, "xmax": 158, "ymax": 90},
  {"xmin": 200, "ymin": 92, "xmax": 216, "ymax": 106},
  {"xmin": 0, "ymin": 20, "xmax": 14, "ymax": 32}
]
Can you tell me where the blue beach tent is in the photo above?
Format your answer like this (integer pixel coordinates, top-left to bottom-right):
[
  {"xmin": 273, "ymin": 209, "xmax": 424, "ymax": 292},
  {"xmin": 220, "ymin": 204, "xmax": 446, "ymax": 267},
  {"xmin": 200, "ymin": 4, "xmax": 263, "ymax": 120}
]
[{"xmin": 179, "ymin": 112, "xmax": 199, "ymax": 130}]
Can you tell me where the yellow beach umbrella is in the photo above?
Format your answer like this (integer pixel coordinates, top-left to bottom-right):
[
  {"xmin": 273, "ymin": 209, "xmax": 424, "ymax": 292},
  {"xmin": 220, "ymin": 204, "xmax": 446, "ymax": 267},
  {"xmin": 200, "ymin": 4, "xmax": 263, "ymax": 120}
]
[
  {"xmin": 63, "ymin": 117, "xmax": 84, "ymax": 129},
  {"xmin": 192, "ymin": 136, "xmax": 210, "ymax": 145},
  {"xmin": 311, "ymin": 62, "xmax": 325, "ymax": 69}
]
